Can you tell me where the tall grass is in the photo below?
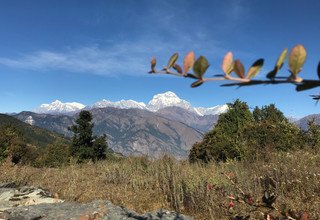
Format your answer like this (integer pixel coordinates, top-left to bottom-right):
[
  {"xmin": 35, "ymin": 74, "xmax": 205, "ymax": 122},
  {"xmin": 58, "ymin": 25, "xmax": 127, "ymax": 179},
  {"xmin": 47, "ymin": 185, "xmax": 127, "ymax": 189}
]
[{"xmin": 0, "ymin": 150, "xmax": 319, "ymax": 219}]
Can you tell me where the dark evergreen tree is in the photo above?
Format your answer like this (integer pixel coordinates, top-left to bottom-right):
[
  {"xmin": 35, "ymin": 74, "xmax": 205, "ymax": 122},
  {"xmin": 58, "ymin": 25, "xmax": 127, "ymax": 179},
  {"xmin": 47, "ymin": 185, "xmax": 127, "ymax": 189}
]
[
  {"xmin": 69, "ymin": 110, "xmax": 109, "ymax": 162},
  {"xmin": 93, "ymin": 134, "xmax": 108, "ymax": 161}
]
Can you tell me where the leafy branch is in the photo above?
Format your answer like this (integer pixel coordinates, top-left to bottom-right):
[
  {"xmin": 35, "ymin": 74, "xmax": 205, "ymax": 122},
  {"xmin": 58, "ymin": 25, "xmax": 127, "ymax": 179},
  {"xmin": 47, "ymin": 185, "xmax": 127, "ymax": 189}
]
[{"xmin": 148, "ymin": 45, "xmax": 320, "ymax": 100}]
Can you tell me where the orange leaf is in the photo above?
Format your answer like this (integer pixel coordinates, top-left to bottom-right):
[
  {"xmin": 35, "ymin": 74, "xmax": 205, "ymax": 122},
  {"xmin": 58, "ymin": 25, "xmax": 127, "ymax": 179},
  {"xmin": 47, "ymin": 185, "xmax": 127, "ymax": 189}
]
[
  {"xmin": 222, "ymin": 51, "xmax": 233, "ymax": 75},
  {"xmin": 183, "ymin": 51, "xmax": 195, "ymax": 76},
  {"xmin": 234, "ymin": 60, "xmax": 245, "ymax": 78}
]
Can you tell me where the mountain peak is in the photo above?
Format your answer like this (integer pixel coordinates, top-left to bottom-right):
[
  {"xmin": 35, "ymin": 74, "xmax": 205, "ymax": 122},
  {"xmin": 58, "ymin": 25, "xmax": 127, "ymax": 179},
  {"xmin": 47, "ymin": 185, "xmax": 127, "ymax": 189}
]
[
  {"xmin": 147, "ymin": 91, "xmax": 195, "ymax": 112},
  {"xmin": 35, "ymin": 100, "xmax": 85, "ymax": 115},
  {"xmin": 34, "ymin": 91, "xmax": 227, "ymax": 116}
]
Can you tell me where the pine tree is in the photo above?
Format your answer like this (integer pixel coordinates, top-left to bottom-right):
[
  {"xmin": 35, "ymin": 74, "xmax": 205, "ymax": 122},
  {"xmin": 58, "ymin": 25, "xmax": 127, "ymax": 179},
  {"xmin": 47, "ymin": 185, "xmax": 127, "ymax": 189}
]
[{"xmin": 69, "ymin": 110, "xmax": 108, "ymax": 162}]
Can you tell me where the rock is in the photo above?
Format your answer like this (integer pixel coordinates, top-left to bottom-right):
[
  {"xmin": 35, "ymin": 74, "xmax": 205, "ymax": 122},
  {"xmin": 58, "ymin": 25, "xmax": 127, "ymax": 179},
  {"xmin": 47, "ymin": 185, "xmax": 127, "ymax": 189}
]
[
  {"xmin": 0, "ymin": 184, "xmax": 63, "ymax": 212},
  {"xmin": 1, "ymin": 200, "xmax": 193, "ymax": 220},
  {"xmin": 0, "ymin": 184, "xmax": 194, "ymax": 220}
]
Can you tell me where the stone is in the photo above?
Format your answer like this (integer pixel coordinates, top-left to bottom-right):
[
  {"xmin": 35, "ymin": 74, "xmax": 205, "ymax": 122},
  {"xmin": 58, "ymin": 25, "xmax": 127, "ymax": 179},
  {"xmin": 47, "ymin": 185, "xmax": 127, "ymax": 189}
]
[{"xmin": 0, "ymin": 184, "xmax": 194, "ymax": 220}]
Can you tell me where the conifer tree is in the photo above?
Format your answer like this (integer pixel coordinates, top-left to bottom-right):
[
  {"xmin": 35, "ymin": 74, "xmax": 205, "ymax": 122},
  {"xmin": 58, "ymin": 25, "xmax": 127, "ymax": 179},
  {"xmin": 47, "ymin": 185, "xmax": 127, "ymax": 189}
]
[{"xmin": 69, "ymin": 110, "xmax": 108, "ymax": 162}]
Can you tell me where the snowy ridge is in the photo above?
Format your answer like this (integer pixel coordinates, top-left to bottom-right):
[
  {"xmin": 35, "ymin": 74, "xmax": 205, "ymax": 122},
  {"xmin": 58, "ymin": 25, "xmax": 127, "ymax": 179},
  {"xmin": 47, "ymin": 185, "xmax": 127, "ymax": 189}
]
[
  {"xmin": 93, "ymin": 99, "xmax": 146, "ymax": 110},
  {"xmin": 34, "ymin": 100, "xmax": 85, "ymax": 114},
  {"xmin": 34, "ymin": 92, "xmax": 228, "ymax": 116}
]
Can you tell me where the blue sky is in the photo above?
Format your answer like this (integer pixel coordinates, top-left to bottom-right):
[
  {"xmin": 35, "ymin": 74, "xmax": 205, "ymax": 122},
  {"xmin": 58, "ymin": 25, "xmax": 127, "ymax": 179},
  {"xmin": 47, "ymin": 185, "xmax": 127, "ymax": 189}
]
[{"xmin": 0, "ymin": 0, "xmax": 320, "ymax": 117}]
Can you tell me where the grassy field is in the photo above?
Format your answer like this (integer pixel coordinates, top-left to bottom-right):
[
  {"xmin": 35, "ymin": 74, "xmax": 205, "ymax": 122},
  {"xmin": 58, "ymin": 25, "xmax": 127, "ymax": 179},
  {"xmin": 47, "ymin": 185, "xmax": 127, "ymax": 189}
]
[{"xmin": 0, "ymin": 150, "xmax": 319, "ymax": 219}]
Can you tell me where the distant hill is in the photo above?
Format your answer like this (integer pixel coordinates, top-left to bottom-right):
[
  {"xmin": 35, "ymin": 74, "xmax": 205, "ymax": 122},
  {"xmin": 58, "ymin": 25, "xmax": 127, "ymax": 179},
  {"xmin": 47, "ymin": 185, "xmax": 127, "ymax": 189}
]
[
  {"xmin": 13, "ymin": 107, "xmax": 207, "ymax": 158},
  {"xmin": 156, "ymin": 106, "xmax": 219, "ymax": 132},
  {"xmin": 295, "ymin": 114, "xmax": 320, "ymax": 130},
  {"xmin": 0, "ymin": 113, "xmax": 69, "ymax": 148},
  {"xmin": 14, "ymin": 111, "xmax": 75, "ymax": 137}
]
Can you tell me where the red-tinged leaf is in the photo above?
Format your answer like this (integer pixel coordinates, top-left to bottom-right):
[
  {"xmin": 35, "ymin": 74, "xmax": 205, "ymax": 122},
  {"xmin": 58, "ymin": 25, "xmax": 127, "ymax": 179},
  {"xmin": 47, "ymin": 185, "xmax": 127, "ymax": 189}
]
[
  {"xmin": 167, "ymin": 53, "xmax": 179, "ymax": 69},
  {"xmin": 222, "ymin": 51, "xmax": 233, "ymax": 75},
  {"xmin": 193, "ymin": 56, "xmax": 209, "ymax": 79},
  {"xmin": 300, "ymin": 212, "xmax": 309, "ymax": 220},
  {"xmin": 289, "ymin": 44, "xmax": 307, "ymax": 76},
  {"xmin": 317, "ymin": 61, "xmax": 320, "ymax": 79},
  {"xmin": 191, "ymin": 80, "xmax": 203, "ymax": 88},
  {"xmin": 183, "ymin": 51, "xmax": 195, "ymax": 76},
  {"xmin": 234, "ymin": 60, "xmax": 245, "ymax": 78},
  {"xmin": 246, "ymin": 59, "xmax": 264, "ymax": 79},
  {"xmin": 148, "ymin": 57, "xmax": 157, "ymax": 73},
  {"xmin": 173, "ymin": 64, "xmax": 183, "ymax": 74}
]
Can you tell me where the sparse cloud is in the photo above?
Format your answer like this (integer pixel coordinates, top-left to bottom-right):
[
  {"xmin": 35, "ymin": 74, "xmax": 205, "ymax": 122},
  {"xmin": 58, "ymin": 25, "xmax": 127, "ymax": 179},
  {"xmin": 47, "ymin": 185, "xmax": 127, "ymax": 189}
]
[
  {"xmin": 0, "ymin": 43, "xmax": 152, "ymax": 76},
  {"xmin": 0, "ymin": 0, "xmax": 252, "ymax": 77}
]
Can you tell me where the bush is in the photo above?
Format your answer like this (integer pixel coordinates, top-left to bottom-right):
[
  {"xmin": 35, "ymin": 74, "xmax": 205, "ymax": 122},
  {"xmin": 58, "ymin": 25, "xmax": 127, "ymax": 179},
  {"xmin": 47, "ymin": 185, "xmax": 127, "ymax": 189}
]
[
  {"xmin": 303, "ymin": 118, "xmax": 320, "ymax": 152},
  {"xmin": 189, "ymin": 99, "xmax": 253, "ymax": 162},
  {"xmin": 189, "ymin": 101, "xmax": 303, "ymax": 163},
  {"xmin": 35, "ymin": 143, "xmax": 70, "ymax": 167}
]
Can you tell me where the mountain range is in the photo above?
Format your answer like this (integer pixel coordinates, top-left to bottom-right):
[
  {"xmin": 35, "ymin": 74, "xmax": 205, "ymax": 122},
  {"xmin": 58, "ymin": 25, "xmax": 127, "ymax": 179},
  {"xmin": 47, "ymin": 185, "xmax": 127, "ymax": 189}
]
[
  {"xmin": 4, "ymin": 91, "xmax": 319, "ymax": 158},
  {"xmin": 13, "ymin": 106, "xmax": 218, "ymax": 158},
  {"xmin": 8, "ymin": 92, "xmax": 228, "ymax": 158},
  {"xmin": 33, "ymin": 91, "xmax": 228, "ymax": 116}
]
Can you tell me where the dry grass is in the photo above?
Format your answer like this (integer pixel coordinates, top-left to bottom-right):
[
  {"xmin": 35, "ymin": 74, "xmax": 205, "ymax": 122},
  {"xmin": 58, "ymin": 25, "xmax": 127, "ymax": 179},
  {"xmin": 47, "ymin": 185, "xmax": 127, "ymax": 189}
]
[{"xmin": 0, "ymin": 151, "xmax": 320, "ymax": 219}]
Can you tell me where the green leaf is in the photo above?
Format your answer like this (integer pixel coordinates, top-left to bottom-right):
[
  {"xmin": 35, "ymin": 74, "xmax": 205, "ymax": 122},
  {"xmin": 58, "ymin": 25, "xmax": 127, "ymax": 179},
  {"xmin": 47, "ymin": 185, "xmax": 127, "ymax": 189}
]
[
  {"xmin": 173, "ymin": 64, "xmax": 183, "ymax": 74},
  {"xmin": 317, "ymin": 61, "xmax": 320, "ymax": 79},
  {"xmin": 266, "ymin": 69, "xmax": 277, "ymax": 80},
  {"xmin": 296, "ymin": 82, "xmax": 320, "ymax": 91},
  {"xmin": 183, "ymin": 51, "xmax": 195, "ymax": 76},
  {"xmin": 267, "ymin": 48, "xmax": 288, "ymax": 79},
  {"xmin": 288, "ymin": 45, "xmax": 307, "ymax": 76},
  {"xmin": 233, "ymin": 60, "xmax": 245, "ymax": 78},
  {"xmin": 167, "ymin": 53, "xmax": 179, "ymax": 69},
  {"xmin": 193, "ymin": 56, "xmax": 209, "ymax": 79},
  {"xmin": 191, "ymin": 80, "xmax": 204, "ymax": 88},
  {"xmin": 275, "ymin": 48, "xmax": 288, "ymax": 71},
  {"xmin": 222, "ymin": 51, "xmax": 234, "ymax": 75},
  {"xmin": 246, "ymin": 59, "xmax": 264, "ymax": 79}
]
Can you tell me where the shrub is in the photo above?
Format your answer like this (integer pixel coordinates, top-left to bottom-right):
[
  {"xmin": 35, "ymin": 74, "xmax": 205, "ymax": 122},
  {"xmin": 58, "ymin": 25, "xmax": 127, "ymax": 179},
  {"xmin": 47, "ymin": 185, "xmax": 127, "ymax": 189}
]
[{"xmin": 189, "ymin": 102, "xmax": 303, "ymax": 163}]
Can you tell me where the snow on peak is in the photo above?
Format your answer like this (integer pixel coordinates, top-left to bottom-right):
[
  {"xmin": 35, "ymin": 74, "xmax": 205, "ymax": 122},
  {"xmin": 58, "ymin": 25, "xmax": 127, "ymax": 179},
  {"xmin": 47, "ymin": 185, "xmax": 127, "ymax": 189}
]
[
  {"xmin": 34, "ymin": 100, "xmax": 85, "ymax": 114},
  {"xmin": 35, "ymin": 91, "xmax": 227, "ymax": 116},
  {"xmin": 195, "ymin": 105, "xmax": 229, "ymax": 116},
  {"xmin": 147, "ymin": 91, "xmax": 195, "ymax": 112},
  {"xmin": 24, "ymin": 116, "xmax": 34, "ymax": 125},
  {"xmin": 92, "ymin": 99, "xmax": 146, "ymax": 110}
]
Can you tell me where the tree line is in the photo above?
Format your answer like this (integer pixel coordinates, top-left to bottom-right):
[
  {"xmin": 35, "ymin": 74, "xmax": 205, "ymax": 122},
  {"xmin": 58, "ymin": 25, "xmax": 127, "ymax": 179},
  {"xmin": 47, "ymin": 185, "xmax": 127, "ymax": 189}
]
[{"xmin": 0, "ymin": 110, "xmax": 113, "ymax": 167}]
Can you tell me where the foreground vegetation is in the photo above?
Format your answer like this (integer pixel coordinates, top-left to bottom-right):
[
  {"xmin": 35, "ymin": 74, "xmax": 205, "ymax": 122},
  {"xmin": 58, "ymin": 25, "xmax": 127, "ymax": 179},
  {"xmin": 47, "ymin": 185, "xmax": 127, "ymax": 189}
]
[
  {"xmin": 1, "ymin": 101, "xmax": 319, "ymax": 219},
  {"xmin": 0, "ymin": 150, "xmax": 319, "ymax": 219}
]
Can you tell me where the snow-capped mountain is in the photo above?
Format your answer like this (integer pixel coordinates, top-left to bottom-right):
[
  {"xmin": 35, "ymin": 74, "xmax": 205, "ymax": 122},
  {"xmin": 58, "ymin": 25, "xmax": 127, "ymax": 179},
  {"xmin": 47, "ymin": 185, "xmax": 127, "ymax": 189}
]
[
  {"xmin": 195, "ymin": 105, "xmax": 229, "ymax": 116},
  {"xmin": 147, "ymin": 91, "xmax": 196, "ymax": 113},
  {"xmin": 34, "ymin": 92, "xmax": 228, "ymax": 116},
  {"xmin": 34, "ymin": 100, "xmax": 85, "ymax": 115},
  {"xmin": 92, "ymin": 99, "xmax": 146, "ymax": 110}
]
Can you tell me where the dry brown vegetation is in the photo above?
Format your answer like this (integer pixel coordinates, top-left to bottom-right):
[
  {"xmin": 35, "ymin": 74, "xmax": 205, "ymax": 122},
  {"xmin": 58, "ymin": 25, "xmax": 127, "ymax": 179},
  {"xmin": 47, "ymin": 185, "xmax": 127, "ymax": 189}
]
[{"xmin": 0, "ymin": 150, "xmax": 320, "ymax": 219}]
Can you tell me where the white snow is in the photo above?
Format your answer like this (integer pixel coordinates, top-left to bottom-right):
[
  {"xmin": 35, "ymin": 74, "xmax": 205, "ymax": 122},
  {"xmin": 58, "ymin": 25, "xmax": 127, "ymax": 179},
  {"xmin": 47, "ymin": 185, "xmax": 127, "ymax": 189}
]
[
  {"xmin": 92, "ymin": 99, "xmax": 146, "ymax": 110},
  {"xmin": 34, "ymin": 100, "xmax": 85, "ymax": 114},
  {"xmin": 24, "ymin": 116, "xmax": 35, "ymax": 125},
  {"xmin": 34, "ymin": 92, "xmax": 228, "ymax": 116}
]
